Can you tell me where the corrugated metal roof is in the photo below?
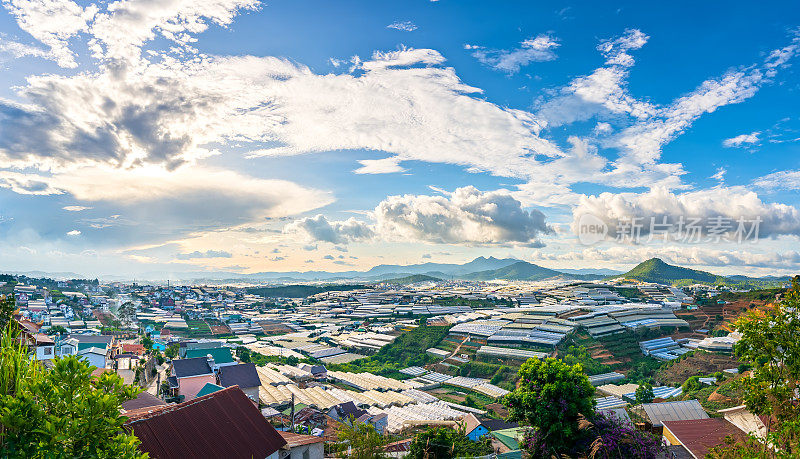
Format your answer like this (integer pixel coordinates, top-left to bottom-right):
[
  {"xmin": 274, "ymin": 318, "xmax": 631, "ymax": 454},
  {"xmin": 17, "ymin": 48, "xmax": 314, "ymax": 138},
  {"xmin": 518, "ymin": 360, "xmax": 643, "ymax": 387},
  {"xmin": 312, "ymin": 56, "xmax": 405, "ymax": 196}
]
[
  {"xmin": 662, "ymin": 418, "xmax": 745, "ymax": 458},
  {"xmin": 642, "ymin": 400, "xmax": 708, "ymax": 427},
  {"xmin": 125, "ymin": 386, "xmax": 287, "ymax": 459}
]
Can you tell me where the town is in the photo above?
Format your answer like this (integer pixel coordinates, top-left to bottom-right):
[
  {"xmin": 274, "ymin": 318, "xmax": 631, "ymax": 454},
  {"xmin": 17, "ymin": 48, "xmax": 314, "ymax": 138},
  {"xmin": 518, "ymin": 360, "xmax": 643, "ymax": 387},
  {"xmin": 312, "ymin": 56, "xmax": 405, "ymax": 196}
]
[{"xmin": 3, "ymin": 257, "xmax": 794, "ymax": 458}]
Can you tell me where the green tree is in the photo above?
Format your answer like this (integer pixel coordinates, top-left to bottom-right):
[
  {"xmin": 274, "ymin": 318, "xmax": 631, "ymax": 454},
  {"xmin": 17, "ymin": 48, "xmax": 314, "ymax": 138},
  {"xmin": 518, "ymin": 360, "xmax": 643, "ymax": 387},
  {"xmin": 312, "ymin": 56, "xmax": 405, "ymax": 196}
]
[
  {"xmin": 503, "ymin": 357, "xmax": 595, "ymax": 457},
  {"xmin": 0, "ymin": 296, "xmax": 16, "ymax": 329},
  {"xmin": 336, "ymin": 420, "xmax": 386, "ymax": 459},
  {"xmin": 722, "ymin": 276, "xmax": 800, "ymax": 456},
  {"xmin": 407, "ymin": 426, "xmax": 491, "ymax": 459},
  {"xmin": 47, "ymin": 325, "xmax": 68, "ymax": 336},
  {"xmin": 634, "ymin": 382, "xmax": 655, "ymax": 404},
  {"xmin": 141, "ymin": 336, "xmax": 153, "ymax": 353},
  {"xmin": 0, "ymin": 326, "xmax": 145, "ymax": 458},
  {"xmin": 164, "ymin": 342, "xmax": 179, "ymax": 360}
]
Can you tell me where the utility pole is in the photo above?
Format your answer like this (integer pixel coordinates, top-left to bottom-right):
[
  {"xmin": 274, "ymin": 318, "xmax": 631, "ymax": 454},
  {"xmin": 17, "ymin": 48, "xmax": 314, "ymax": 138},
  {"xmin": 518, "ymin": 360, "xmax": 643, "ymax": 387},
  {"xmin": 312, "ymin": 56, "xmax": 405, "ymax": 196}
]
[{"xmin": 290, "ymin": 393, "xmax": 295, "ymax": 432}]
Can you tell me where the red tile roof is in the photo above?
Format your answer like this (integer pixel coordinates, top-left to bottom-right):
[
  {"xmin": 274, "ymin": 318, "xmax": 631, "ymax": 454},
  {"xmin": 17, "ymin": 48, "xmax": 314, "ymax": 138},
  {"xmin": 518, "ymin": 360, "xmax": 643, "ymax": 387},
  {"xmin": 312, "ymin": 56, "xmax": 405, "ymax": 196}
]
[
  {"xmin": 125, "ymin": 386, "xmax": 287, "ymax": 459},
  {"xmin": 663, "ymin": 418, "xmax": 746, "ymax": 458}
]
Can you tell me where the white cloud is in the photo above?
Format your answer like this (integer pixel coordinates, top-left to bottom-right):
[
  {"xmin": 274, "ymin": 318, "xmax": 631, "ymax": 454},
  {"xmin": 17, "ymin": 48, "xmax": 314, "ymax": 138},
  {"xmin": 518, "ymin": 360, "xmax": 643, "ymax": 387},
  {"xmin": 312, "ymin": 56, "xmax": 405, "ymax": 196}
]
[
  {"xmin": 710, "ymin": 167, "xmax": 726, "ymax": 182},
  {"xmin": 2, "ymin": 0, "xmax": 98, "ymax": 67},
  {"xmin": 467, "ymin": 34, "xmax": 559, "ymax": 74},
  {"xmin": 285, "ymin": 214, "xmax": 374, "ymax": 244},
  {"xmin": 0, "ymin": 35, "xmax": 50, "ymax": 60},
  {"xmin": 66, "ymin": 229, "xmax": 80, "ymax": 236},
  {"xmin": 572, "ymin": 186, "xmax": 800, "ymax": 240},
  {"xmin": 62, "ymin": 205, "xmax": 92, "ymax": 211},
  {"xmin": 176, "ymin": 249, "xmax": 231, "ymax": 259},
  {"xmin": 723, "ymin": 131, "xmax": 760, "ymax": 148},
  {"xmin": 289, "ymin": 187, "xmax": 552, "ymax": 246},
  {"xmin": 353, "ymin": 157, "xmax": 406, "ymax": 174},
  {"xmin": 753, "ymin": 169, "xmax": 800, "ymax": 191},
  {"xmin": 386, "ymin": 21, "xmax": 417, "ymax": 32}
]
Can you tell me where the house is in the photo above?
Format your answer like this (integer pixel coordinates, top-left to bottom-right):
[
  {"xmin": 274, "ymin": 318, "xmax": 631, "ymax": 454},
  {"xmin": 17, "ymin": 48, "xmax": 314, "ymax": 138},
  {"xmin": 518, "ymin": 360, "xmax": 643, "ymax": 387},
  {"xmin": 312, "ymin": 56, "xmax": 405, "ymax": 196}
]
[
  {"xmin": 641, "ymin": 400, "xmax": 709, "ymax": 435},
  {"xmin": 120, "ymin": 391, "xmax": 167, "ymax": 415},
  {"xmin": 297, "ymin": 363, "xmax": 327, "ymax": 379},
  {"xmin": 124, "ymin": 386, "xmax": 287, "ymax": 459},
  {"xmin": 327, "ymin": 401, "xmax": 366, "ymax": 423},
  {"xmin": 78, "ymin": 347, "xmax": 108, "ymax": 369},
  {"xmin": 462, "ymin": 413, "xmax": 518, "ymax": 441},
  {"xmin": 113, "ymin": 353, "xmax": 143, "ymax": 371},
  {"xmin": 356, "ymin": 412, "xmax": 388, "ymax": 435},
  {"xmin": 32, "ymin": 334, "xmax": 55, "ymax": 361},
  {"xmin": 196, "ymin": 383, "xmax": 225, "ymax": 398},
  {"xmin": 276, "ymin": 431, "xmax": 325, "ymax": 459},
  {"xmin": 662, "ymin": 418, "xmax": 746, "ymax": 458},
  {"xmin": 185, "ymin": 346, "xmax": 236, "ymax": 371},
  {"xmin": 217, "ymin": 363, "xmax": 261, "ymax": 402},
  {"xmin": 172, "ymin": 357, "xmax": 215, "ymax": 400},
  {"xmin": 490, "ymin": 427, "xmax": 526, "ymax": 454}
]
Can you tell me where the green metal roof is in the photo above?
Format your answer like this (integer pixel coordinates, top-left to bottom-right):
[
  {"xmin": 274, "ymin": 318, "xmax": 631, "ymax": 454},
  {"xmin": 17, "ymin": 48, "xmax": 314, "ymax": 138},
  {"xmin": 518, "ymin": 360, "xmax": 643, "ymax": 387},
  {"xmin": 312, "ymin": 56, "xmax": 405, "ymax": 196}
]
[
  {"xmin": 185, "ymin": 346, "xmax": 234, "ymax": 364},
  {"xmin": 196, "ymin": 383, "xmax": 225, "ymax": 398},
  {"xmin": 491, "ymin": 427, "xmax": 526, "ymax": 451}
]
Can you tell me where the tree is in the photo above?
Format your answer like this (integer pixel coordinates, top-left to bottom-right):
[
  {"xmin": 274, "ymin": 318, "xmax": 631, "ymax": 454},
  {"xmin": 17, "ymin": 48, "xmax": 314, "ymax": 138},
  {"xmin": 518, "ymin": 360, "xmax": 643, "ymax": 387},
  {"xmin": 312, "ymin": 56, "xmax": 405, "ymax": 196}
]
[
  {"xmin": 47, "ymin": 325, "xmax": 68, "ymax": 336},
  {"xmin": 336, "ymin": 420, "xmax": 386, "ymax": 459},
  {"xmin": 572, "ymin": 412, "xmax": 665, "ymax": 459},
  {"xmin": 407, "ymin": 426, "xmax": 491, "ymax": 459},
  {"xmin": 164, "ymin": 342, "xmax": 179, "ymax": 360},
  {"xmin": 0, "ymin": 296, "xmax": 16, "ymax": 329},
  {"xmin": 503, "ymin": 357, "xmax": 595, "ymax": 457},
  {"xmin": 140, "ymin": 335, "xmax": 153, "ymax": 353},
  {"xmin": 720, "ymin": 276, "xmax": 800, "ymax": 456},
  {"xmin": 0, "ymin": 326, "xmax": 144, "ymax": 458},
  {"xmin": 635, "ymin": 383, "xmax": 655, "ymax": 405}
]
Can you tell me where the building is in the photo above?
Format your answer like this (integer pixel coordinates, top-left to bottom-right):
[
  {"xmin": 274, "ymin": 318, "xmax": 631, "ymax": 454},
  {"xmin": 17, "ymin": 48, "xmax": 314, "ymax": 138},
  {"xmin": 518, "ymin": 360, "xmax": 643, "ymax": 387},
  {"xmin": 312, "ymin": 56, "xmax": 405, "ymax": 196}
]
[
  {"xmin": 124, "ymin": 386, "xmax": 287, "ymax": 459},
  {"xmin": 217, "ymin": 363, "xmax": 261, "ymax": 402},
  {"xmin": 276, "ymin": 431, "xmax": 325, "ymax": 459},
  {"xmin": 171, "ymin": 357, "xmax": 215, "ymax": 400},
  {"xmin": 662, "ymin": 418, "xmax": 746, "ymax": 458}
]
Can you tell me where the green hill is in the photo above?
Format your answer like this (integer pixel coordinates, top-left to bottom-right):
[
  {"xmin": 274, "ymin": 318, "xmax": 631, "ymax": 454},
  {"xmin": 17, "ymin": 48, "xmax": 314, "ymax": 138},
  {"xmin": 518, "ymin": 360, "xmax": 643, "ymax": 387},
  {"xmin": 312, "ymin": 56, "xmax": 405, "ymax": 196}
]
[
  {"xmin": 614, "ymin": 258, "xmax": 726, "ymax": 285},
  {"xmin": 378, "ymin": 274, "xmax": 442, "ymax": 284},
  {"xmin": 462, "ymin": 261, "xmax": 564, "ymax": 281}
]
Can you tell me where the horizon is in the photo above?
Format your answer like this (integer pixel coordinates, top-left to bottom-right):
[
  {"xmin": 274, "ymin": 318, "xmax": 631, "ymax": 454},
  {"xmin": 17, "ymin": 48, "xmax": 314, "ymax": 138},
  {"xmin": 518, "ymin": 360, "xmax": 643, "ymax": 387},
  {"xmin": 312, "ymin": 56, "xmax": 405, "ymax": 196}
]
[{"xmin": 1, "ymin": 1, "xmax": 799, "ymax": 278}]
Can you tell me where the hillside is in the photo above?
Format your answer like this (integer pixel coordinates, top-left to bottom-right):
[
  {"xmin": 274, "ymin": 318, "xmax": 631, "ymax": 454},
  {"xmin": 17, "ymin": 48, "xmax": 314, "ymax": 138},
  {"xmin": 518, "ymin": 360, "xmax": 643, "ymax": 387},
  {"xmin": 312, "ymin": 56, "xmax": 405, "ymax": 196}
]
[
  {"xmin": 377, "ymin": 274, "xmax": 442, "ymax": 284},
  {"xmin": 462, "ymin": 261, "xmax": 565, "ymax": 281},
  {"xmin": 615, "ymin": 258, "xmax": 725, "ymax": 285}
]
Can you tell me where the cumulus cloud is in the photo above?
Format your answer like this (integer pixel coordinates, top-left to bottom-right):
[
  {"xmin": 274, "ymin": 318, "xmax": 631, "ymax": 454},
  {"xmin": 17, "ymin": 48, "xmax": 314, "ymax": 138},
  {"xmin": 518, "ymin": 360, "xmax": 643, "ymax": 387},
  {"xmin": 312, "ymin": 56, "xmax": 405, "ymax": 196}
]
[
  {"xmin": 531, "ymin": 245, "xmax": 800, "ymax": 271},
  {"xmin": 285, "ymin": 214, "xmax": 374, "ymax": 244},
  {"xmin": 176, "ymin": 249, "xmax": 232, "ymax": 259},
  {"xmin": 723, "ymin": 131, "xmax": 760, "ymax": 148},
  {"xmin": 66, "ymin": 229, "xmax": 80, "ymax": 236},
  {"xmin": 572, "ymin": 186, "xmax": 800, "ymax": 240},
  {"xmin": 287, "ymin": 186, "xmax": 552, "ymax": 246},
  {"xmin": 467, "ymin": 34, "xmax": 559, "ymax": 74},
  {"xmin": 386, "ymin": 21, "xmax": 417, "ymax": 32},
  {"xmin": 354, "ymin": 157, "xmax": 406, "ymax": 174}
]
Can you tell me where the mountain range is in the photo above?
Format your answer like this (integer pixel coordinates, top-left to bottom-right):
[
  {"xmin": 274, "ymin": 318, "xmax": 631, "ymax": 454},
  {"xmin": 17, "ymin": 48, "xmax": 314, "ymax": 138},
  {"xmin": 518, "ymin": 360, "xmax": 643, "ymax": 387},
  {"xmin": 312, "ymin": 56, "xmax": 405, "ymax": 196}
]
[{"xmin": 5, "ymin": 257, "xmax": 793, "ymax": 286}]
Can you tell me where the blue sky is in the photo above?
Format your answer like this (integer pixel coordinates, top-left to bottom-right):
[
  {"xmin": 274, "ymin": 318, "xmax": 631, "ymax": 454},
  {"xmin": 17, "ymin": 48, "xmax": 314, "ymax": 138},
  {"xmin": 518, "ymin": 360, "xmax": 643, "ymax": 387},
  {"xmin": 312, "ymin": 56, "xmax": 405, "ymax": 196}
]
[{"xmin": 0, "ymin": 0, "xmax": 799, "ymax": 278}]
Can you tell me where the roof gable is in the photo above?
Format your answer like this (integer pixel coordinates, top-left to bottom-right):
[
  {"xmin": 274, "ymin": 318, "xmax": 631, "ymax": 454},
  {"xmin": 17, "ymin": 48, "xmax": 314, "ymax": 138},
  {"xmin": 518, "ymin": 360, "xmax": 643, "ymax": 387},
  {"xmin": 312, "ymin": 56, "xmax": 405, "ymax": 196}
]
[
  {"xmin": 172, "ymin": 357, "xmax": 212, "ymax": 378},
  {"xmin": 218, "ymin": 364, "xmax": 260, "ymax": 389},
  {"xmin": 125, "ymin": 386, "xmax": 287, "ymax": 459},
  {"xmin": 185, "ymin": 347, "xmax": 234, "ymax": 364}
]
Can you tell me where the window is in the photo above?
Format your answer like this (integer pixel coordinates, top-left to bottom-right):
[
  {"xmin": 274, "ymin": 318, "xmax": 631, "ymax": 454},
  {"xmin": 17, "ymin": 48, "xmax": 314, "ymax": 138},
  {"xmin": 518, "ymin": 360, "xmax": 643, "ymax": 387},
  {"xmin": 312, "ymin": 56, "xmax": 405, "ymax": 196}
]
[
  {"xmin": 302, "ymin": 449, "xmax": 310, "ymax": 459},
  {"xmin": 44, "ymin": 347, "xmax": 52, "ymax": 355}
]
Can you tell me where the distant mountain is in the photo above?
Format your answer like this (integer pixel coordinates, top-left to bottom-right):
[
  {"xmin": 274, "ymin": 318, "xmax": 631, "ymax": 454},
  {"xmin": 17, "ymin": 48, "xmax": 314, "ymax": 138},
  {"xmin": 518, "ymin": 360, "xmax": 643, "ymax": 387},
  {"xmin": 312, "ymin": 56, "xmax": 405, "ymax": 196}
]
[
  {"xmin": 462, "ymin": 261, "xmax": 566, "ymax": 281},
  {"xmin": 614, "ymin": 258, "xmax": 725, "ymax": 284},
  {"xmin": 377, "ymin": 274, "xmax": 442, "ymax": 284},
  {"xmin": 362, "ymin": 256, "xmax": 520, "ymax": 277},
  {"xmin": 558, "ymin": 268, "xmax": 623, "ymax": 276}
]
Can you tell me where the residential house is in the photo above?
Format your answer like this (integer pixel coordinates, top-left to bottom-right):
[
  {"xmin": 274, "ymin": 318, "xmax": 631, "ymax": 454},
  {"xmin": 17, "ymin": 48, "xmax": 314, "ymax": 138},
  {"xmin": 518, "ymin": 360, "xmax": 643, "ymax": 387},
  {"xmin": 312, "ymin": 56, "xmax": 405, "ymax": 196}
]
[
  {"xmin": 276, "ymin": 431, "xmax": 325, "ymax": 459},
  {"xmin": 662, "ymin": 418, "xmax": 746, "ymax": 458},
  {"xmin": 327, "ymin": 401, "xmax": 366, "ymax": 423},
  {"xmin": 78, "ymin": 347, "xmax": 108, "ymax": 369},
  {"xmin": 641, "ymin": 400, "xmax": 709, "ymax": 435},
  {"xmin": 297, "ymin": 363, "xmax": 327, "ymax": 379},
  {"xmin": 217, "ymin": 363, "xmax": 261, "ymax": 402},
  {"xmin": 462, "ymin": 413, "xmax": 518, "ymax": 441},
  {"xmin": 185, "ymin": 346, "xmax": 236, "ymax": 372},
  {"xmin": 31, "ymin": 334, "xmax": 55, "ymax": 362},
  {"xmin": 196, "ymin": 383, "xmax": 225, "ymax": 398},
  {"xmin": 171, "ymin": 357, "xmax": 215, "ymax": 400},
  {"xmin": 124, "ymin": 386, "xmax": 287, "ymax": 459}
]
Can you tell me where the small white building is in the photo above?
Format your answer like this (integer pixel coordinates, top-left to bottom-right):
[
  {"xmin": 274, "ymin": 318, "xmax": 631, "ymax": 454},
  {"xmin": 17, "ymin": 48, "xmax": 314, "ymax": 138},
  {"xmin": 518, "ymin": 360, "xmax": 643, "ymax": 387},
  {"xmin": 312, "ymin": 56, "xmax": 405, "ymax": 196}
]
[{"xmin": 78, "ymin": 347, "xmax": 107, "ymax": 369}]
